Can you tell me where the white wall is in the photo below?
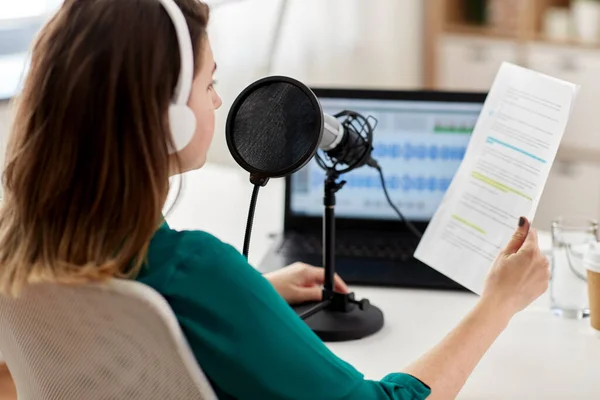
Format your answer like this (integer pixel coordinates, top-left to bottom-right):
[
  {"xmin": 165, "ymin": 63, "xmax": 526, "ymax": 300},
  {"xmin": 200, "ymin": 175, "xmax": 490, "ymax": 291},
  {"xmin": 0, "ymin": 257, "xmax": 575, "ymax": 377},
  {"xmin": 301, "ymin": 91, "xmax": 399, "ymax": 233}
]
[
  {"xmin": 0, "ymin": 102, "xmax": 11, "ymax": 169},
  {"xmin": 0, "ymin": 0, "xmax": 425, "ymax": 198},
  {"xmin": 0, "ymin": 103, "xmax": 10, "ymax": 137},
  {"xmin": 0, "ymin": 0, "xmax": 425, "ymax": 168},
  {"xmin": 207, "ymin": 0, "xmax": 424, "ymax": 165}
]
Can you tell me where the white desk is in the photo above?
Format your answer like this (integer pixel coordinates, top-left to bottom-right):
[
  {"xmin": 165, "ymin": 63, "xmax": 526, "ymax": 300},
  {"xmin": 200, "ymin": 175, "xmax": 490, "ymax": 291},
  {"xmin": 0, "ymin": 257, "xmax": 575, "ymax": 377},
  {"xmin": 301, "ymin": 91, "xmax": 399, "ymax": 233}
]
[{"xmin": 166, "ymin": 163, "xmax": 600, "ymax": 400}]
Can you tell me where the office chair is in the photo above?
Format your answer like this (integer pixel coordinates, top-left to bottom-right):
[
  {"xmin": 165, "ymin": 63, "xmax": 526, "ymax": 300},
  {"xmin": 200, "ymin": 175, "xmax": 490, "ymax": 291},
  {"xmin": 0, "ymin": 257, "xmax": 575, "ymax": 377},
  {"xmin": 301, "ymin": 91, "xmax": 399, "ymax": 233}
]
[{"xmin": 0, "ymin": 279, "xmax": 217, "ymax": 399}]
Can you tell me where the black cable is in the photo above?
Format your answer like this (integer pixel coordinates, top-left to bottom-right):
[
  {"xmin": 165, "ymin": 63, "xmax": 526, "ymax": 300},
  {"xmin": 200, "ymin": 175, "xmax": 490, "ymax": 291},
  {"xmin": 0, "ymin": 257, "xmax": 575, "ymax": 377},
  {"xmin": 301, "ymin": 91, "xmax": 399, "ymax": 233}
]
[
  {"xmin": 374, "ymin": 165, "xmax": 423, "ymax": 240},
  {"xmin": 297, "ymin": 299, "xmax": 331, "ymax": 320},
  {"xmin": 243, "ymin": 184, "xmax": 260, "ymax": 258}
]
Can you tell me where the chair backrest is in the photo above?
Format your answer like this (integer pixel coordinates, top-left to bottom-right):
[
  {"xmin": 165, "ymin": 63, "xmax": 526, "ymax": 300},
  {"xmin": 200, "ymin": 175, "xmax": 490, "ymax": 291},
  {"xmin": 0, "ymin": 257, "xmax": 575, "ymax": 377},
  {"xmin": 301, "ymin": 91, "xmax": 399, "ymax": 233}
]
[{"xmin": 0, "ymin": 279, "xmax": 217, "ymax": 400}]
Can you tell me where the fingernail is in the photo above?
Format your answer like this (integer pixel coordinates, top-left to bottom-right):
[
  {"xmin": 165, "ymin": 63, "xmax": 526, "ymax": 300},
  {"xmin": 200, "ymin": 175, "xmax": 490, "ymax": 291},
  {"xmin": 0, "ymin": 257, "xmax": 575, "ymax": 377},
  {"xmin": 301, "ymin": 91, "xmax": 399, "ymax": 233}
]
[{"xmin": 519, "ymin": 217, "xmax": 525, "ymax": 227}]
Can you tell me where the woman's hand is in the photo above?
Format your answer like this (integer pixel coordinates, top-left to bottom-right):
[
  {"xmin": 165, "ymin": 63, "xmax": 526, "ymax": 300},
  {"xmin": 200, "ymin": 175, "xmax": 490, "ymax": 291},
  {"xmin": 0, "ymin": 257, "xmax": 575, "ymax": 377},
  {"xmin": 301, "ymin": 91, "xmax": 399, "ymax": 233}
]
[
  {"xmin": 402, "ymin": 217, "xmax": 550, "ymax": 400},
  {"xmin": 481, "ymin": 216, "xmax": 550, "ymax": 319},
  {"xmin": 264, "ymin": 263, "xmax": 349, "ymax": 305}
]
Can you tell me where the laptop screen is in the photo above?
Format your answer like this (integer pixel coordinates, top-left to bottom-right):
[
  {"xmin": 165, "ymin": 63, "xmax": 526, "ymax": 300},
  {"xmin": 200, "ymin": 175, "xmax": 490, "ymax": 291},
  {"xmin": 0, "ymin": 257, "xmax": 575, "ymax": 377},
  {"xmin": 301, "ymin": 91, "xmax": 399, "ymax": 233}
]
[{"xmin": 289, "ymin": 93, "xmax": 485, "ymax": 222}]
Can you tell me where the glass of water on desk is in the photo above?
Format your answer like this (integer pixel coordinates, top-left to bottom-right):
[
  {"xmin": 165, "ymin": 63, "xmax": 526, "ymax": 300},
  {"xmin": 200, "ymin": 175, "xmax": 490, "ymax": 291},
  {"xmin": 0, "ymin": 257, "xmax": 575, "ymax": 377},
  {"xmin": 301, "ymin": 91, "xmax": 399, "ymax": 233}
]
[{"xmin": 550, "ymin": 217, "xmax": 599, "ymax": 319}]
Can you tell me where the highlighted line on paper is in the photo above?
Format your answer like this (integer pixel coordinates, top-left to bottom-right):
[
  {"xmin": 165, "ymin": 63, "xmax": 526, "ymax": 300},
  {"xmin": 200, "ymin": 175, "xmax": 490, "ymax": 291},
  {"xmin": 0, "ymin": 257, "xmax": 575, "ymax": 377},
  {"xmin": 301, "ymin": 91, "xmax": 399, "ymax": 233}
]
[
  {"xmin": 471, "ymin": 171, "xmax": 533, "ymax": 201},
  {"xmin": 452, "ymin": 214, "xmax": 486, "ymax": 234},
  {"xmin": 486, "ymin": 137, "xmax": 547, "ymax": 164}
]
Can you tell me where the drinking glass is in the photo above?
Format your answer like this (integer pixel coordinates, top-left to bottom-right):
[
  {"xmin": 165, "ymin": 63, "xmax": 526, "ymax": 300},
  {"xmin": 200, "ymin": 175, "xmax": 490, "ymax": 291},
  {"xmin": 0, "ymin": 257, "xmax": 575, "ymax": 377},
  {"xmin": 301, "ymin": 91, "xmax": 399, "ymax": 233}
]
[{"xmin": 550, "ymin": 217, "xmax": 599, "ymax": 319}]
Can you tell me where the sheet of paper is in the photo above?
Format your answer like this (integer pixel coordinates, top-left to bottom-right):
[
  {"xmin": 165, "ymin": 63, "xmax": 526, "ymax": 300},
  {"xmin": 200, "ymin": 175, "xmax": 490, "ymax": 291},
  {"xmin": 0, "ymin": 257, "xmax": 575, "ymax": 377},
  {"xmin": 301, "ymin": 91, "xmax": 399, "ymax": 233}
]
[{"xmin": 414, "ymin": 62, "xmax": 579, "ymax": 294}]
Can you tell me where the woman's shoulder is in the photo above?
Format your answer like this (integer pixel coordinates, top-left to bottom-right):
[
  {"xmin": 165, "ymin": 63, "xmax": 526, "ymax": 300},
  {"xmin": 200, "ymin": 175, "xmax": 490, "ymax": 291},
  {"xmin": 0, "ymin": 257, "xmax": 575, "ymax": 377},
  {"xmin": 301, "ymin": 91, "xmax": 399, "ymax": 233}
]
[
  {"xmin": 151, "ymin": 221, "xmax": 241, "ymax": 260},
  {"xmin": 138, "ymin": 221, "xmax": 252, "ymax": 291}
]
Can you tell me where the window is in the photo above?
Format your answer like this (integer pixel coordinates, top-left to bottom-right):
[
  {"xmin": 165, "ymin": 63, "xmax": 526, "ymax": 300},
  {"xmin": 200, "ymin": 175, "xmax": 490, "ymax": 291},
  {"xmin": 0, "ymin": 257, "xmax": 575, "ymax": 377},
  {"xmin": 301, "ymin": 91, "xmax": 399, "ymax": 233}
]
[{"xmin": 0, "ymin": 1, "xmax": 62, "ymax": 99}]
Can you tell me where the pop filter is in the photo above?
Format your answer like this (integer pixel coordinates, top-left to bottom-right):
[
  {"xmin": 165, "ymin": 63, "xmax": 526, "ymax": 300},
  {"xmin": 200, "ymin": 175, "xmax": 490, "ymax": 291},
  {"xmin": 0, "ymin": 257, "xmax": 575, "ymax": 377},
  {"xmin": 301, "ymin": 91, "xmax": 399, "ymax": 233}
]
[
  {"xmin": 226, "ymin": 76, "xmax": 323, "ymax": 186},
  {"xmin": 225, "ymin": 76, "xmax": 323, "ymax": 259}
]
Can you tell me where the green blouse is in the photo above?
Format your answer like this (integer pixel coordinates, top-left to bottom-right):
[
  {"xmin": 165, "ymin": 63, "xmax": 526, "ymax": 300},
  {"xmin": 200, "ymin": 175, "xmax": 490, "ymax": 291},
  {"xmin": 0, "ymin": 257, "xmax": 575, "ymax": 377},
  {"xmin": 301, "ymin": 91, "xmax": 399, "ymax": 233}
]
[{"xmin": 136, "ymin": 222, "xmax": 431, "ymax": 399}]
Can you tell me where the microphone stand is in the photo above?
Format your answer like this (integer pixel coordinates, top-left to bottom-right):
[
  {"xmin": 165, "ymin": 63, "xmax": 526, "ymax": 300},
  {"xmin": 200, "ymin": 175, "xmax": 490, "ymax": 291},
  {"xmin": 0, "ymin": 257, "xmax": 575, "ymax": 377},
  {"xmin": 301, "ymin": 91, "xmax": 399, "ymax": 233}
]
[
  {"xmin": 323, "ymin": 170, "xmax": 343, "ymax": 295},
  {"xmin": 295, "ymin": 169, "xmax": 384, "ymax": 342}
]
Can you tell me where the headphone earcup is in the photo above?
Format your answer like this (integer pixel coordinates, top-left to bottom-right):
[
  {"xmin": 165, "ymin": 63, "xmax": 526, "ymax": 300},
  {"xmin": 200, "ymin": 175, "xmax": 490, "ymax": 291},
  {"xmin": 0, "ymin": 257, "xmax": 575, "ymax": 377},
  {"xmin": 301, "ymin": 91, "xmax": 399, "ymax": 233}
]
[{"xmin": 168, "ymin": 104, "xmax": 197, "ymax": 154}]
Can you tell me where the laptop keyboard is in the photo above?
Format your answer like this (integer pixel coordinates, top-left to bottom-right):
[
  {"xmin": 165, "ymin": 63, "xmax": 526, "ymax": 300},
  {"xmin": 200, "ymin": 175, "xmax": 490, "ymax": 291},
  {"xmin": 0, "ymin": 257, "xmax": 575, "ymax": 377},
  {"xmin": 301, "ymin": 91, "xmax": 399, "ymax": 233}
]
[{"xmin": 277, "ymin": 232, "xmax": 419, "ymax": 262}]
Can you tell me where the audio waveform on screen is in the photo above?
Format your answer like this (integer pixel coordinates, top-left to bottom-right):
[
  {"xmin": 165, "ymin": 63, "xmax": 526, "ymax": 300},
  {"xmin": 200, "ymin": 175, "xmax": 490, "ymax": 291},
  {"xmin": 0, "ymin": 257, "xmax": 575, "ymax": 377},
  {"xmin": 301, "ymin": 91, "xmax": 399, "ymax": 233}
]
[
  {"xmin": 311, "ymin": 172, "xmax": 453, "ymax": 192},
  {"xmin": 372, "ymin": 143, "xmax": 466, "ymax": 161}
]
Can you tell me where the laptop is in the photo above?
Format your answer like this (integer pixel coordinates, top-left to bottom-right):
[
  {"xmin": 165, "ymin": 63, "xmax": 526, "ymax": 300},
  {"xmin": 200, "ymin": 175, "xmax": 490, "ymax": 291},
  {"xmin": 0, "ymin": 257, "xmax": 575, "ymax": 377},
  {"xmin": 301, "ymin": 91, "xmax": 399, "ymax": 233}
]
[{"xmin": 259, "ymin": 88, "xmax": 487, "ymax": 291}]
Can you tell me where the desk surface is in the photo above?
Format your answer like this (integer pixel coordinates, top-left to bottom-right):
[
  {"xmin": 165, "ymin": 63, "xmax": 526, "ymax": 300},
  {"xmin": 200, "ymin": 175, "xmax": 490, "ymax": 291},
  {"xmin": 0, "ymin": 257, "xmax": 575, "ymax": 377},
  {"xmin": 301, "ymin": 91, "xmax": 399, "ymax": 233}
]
[{"xmin": 166, "ymin": 163, "xmax": 600, "ymax": 400}]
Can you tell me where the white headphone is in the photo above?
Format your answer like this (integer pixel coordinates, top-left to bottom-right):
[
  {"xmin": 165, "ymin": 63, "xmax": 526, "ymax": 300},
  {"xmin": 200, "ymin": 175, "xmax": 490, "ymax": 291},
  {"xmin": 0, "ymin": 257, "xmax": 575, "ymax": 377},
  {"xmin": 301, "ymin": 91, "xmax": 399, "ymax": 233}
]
[{"xmin": 158, "ymin": 0, "xmax": 197, "ymax": 154}]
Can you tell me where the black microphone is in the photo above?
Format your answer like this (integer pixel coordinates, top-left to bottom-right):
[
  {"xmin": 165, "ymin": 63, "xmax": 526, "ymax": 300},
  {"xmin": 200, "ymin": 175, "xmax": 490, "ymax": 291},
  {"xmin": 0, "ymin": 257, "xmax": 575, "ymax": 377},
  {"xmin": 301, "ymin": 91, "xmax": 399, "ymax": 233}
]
[{"xmin": 320, "ymin": 112, "xmax": 379, "ymax": 170}]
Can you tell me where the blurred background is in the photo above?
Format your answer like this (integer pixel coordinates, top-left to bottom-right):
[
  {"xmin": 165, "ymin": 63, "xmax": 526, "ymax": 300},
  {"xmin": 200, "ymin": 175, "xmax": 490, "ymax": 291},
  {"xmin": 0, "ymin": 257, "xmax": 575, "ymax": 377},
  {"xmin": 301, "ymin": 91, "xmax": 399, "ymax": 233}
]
[{"xmin": 0, "ymin": 0, "xmax": 599, "ymax": 229}]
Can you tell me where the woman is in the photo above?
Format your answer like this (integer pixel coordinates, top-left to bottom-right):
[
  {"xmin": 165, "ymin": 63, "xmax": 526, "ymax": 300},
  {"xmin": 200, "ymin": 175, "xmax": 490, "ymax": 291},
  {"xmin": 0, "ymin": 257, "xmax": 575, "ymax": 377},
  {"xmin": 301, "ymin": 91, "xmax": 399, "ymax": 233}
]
[{"xmin": 0, "ymin": 0, "xmax": 549, "ymax": 399}]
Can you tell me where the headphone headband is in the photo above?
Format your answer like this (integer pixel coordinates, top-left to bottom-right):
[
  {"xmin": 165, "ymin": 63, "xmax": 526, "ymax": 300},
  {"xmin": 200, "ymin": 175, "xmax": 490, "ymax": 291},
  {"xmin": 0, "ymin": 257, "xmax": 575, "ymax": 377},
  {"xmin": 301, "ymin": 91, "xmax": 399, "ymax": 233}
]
[
  {"xmin": 157, "ymin": 0, "xmax": 197, "ymax": 154},
  {"xmin": 157, "ymin": 0, "xmax": 194, "ymax": 106}
]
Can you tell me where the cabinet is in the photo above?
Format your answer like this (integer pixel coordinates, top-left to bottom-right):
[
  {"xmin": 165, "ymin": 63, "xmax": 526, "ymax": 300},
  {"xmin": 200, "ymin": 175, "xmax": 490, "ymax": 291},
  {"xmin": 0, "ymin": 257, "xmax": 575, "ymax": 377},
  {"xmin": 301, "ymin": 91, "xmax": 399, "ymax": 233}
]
[
  {"xmin": 435, "ymin": 36, "xmax": 600, "ymax": 153},
  {"xmin": 436, "ymin": 35, "xmax": 519, "ymax": 91},
  {"xmin": 526, "ymin": 44, "xmax": 600, "ymax": 151}
]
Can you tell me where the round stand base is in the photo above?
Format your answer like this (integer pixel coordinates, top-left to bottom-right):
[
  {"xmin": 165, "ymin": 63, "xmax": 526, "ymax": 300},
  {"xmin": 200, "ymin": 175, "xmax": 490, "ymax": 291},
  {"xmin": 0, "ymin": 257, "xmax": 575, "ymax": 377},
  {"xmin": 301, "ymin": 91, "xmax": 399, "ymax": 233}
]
[{"xmin": 303, "ymin": 303, "xmax": 384, "ymax": 342}]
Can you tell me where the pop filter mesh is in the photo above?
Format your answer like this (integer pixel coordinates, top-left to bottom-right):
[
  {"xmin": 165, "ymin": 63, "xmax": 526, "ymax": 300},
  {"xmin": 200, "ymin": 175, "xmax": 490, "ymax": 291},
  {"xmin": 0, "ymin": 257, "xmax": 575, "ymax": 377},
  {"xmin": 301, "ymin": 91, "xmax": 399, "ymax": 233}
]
[{"xmin": 227, "ymin": 80, "xmax": 322, "ymax": 176}]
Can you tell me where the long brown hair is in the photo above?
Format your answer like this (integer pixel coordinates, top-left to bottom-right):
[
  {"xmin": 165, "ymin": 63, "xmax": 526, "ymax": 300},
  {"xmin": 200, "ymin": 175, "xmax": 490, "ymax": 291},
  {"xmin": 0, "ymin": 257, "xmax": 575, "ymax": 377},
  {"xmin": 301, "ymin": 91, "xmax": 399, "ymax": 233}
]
[{"xmin": 0, "ymin": 0, "xmax": 209, "ymax": 297}]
